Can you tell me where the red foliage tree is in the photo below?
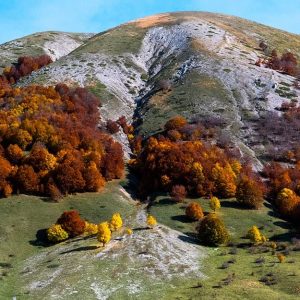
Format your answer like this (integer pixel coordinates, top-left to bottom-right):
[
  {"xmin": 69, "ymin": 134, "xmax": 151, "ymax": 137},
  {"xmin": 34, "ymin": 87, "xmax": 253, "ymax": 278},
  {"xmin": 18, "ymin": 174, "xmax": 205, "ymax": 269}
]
[
  {"xmin": 15, "ymin": 165, "xmax": 39, "ymax": 193},
  {"xmin": 236, "ymin": 175, "xmax": 265, "ymax": 209},
  {"xmin": 170, "ymin": 185, "xmax": 187, "ymax": 202},
  {"xmin": 55, "ymin": 152, "xmax": 85, "ymax": 194},
  {"xmin": 106, "ymin": 120, "xmax": 120, "ymax": 134},
  {"xmin": 56, "ymin": 210, "xmax": 85, "ymax": 237}
]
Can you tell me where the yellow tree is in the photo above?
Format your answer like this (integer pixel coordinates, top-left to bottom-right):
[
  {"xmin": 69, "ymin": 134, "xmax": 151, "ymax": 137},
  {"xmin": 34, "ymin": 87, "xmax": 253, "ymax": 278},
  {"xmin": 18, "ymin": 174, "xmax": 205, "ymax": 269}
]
[
  {"xmin": 97, "ymin": 222, "xmax": 111, "ymax": 246},
  {"xmin": 210, "ymin": 196, "xmax": 221, "ymax": 212},
  {"xmin": 109, "ymin": 213, "xmax": 123, "ymax": 232},
  {"xmin": 247, "ymin": 226, "xmax": 267, "ymax": 244},
  {"xmin": 147, "ymin": 215, "xmax": 157, "ymax": 228}
]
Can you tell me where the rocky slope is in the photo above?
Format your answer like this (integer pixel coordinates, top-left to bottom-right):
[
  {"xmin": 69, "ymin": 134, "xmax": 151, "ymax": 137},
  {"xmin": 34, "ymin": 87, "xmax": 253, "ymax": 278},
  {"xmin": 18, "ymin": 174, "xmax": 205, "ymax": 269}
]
[
  {"xmin": 0, "ymin": 31, "xmax": 94, "ymax": 72},
  {"xmin": 7, "ymin": 12, "xmax": 299, "ymax": 166}
]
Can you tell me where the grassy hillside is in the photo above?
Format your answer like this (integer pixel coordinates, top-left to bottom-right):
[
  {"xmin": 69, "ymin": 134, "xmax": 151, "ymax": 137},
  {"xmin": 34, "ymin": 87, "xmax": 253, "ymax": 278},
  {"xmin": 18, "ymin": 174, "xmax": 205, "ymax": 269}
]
[
  {"xmin": 0, "ymin": 181, "xmax": 137, "ymax": 299},
  {"xmin": 149, "ymin": 196, "xmax": 300, "ymax": 299}
]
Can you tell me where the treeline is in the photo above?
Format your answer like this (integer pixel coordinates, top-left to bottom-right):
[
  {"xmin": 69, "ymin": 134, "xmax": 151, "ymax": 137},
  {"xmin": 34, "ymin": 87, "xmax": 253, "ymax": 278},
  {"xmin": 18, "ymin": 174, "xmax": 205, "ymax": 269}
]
[
  {"xmin": 129, "ymin": 116, "xmax": 265, "ymax": 209},
  {"xmin": 0, "ymin": 54, "xmax": 52, "ymax": 89},
  {"xmin": 0, "ymin": 84, "xmax": 124, "ymax": 199}
]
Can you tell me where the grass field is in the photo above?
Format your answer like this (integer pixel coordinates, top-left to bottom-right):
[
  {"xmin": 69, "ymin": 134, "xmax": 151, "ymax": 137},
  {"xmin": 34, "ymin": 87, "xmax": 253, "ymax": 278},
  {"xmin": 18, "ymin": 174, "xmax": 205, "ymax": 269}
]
[{"xmin": 149, "ymin": 195, "xmax": 300, "ymax": 299}]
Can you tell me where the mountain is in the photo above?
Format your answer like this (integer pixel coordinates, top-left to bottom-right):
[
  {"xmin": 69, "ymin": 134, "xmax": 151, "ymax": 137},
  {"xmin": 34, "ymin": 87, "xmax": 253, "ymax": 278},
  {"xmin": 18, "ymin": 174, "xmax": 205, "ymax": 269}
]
[
  {"xmin": 13, "ymin": 11, "xmax": 300, "ymax": 167},
  {"xmin": 1, "ymin": 12, "xmax": 300, "ymax": 300}
]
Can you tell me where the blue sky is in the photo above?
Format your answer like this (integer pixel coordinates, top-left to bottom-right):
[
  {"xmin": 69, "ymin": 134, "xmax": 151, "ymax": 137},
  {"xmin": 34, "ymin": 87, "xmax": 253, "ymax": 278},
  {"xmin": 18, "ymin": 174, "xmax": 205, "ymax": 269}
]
[{"xmin": 0, "ymin": 0, "xmax": 299, "ymax": 43}]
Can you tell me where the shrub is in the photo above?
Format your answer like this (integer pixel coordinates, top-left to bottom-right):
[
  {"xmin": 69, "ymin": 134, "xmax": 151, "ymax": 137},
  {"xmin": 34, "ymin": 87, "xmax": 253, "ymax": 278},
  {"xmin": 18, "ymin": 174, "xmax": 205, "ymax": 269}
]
[
  {"xmin": 185, "ymin": 202, "xmax": 204, "ymax": 220},
  {"xmin": 47, "ymin": 224, "xmax": 69, "ymax": 243},
  {"xmin": 210, "ymin": 196, "xmax": 221, "ymax": 212},
  {"xmin": 164, "ymin": 116, "xmax": 187, "ymax": 131},
  {"xmin": 277, "ymin": 253, "xmax": 285, "ymax": 263},
  {"xmin": 97, "ymin": 222, "xmax": 111, "ymax": 246},
  {"xmin": 236, "ymin": 175, "xmax": 265, "ymax": 209},
  {"xmin": 147, "ymin": 215, "xmax": 157, "ymax": 228},
  {"xmin": 56, "ymin": 210, "xmax": 85, "ymax": 237},
  {"xmin": 197, "ymin": 214, "xmax": 229, "ymax": 245},
  {"xmin": 84, "ymin": 222, "xmax": 98, "ymax": 236},
  {"xmin": 170, "ymin": 185, "xmax": 187, "ymax": 202},
  {"xmin": 247, "ymin": 226, "xmax": 267, "ymax": 244},
  {"xmin": 126, "ymin": 228, "xmax": 133, "ymax": 235},
  {"xmin": 109, "ymin": 213, "xmax": 123, "ymax": 232}
]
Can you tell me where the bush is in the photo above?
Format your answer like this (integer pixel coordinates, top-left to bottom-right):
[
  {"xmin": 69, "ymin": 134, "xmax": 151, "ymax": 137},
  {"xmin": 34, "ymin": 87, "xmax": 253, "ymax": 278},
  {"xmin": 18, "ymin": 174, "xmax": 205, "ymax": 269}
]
[
  {"xmin": 277, "ymin": 253, "xmax": 285, "ymax": 263},
  {"xmin": 197, "ymin": 214, "xmax": 229, "ymax": 245},
  {"xmin": 56, "ymin": 210, "xmax": 85, "ymax": 237},
  {"xmin": 185, "ymin": 202, "xmax": 204, "ymax": 220},
  {"xmin": 147, "ymin": 215, "xmax": 157, "ymax": 228},
  {"xmin": 47, "ymin": 224, "xmax": 69, "ymax": 243}
]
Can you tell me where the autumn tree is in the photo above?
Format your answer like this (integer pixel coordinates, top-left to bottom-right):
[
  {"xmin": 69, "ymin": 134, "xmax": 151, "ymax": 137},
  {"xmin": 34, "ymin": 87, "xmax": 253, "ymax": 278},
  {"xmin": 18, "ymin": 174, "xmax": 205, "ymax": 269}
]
[
  {"xmin": 56, "ymin": 210, "xmax": 85, "ymax": 237},
  {"xmin": 46, "ymin": 179, "xmax": 62, "ymax": 202},
  {"xmin": 106, "ymin": 120, "xmax": 120, "ymax": 134},
  {"xmin": 236, "ymin": 175, "xmax": 265, "ymax": 209},
  {"xmin": 197, "ymin": 214, "xmax": 229, "ymax": 246},
  {"xmin": 84, "ymin": 222, "xmax": 98, "ymax": 236},
  {"xmin": 15, "ymin": 165, "xmax": 39, "ymax": 193},
  {"xmin": 170, "ymin": 185, "xmax": 187, "ymax": 202},
  {"xmin": 83, "ymin": 162, "xmax": 105, "ymax": 192},
  {"xmin": 147, "ymin": 215, "xmax": 157, "ymax": 228},
  {"xmin": 210, "ymin": 196, "xmax": 221, "ymax": 212},
  {"xmin": 247, "ymin": 226, "xmax": 267, "ymax": 244},
  {"xmin": 211, "ymin": 163, "xmax": 237, "ymax": 198},
  {"xmin": 276, "ymin": 188, "xmax": 300, "ymax": 217},
  {"xmin": 164, "ymin": 116, "xmax": 187, "ymax": 131},
  {"xmin": 109, "ymin": 213, "xmax": 123, "ymax": 231},
  {"xmin": 97, "ymin": 222, "xmax": 111, "ymax": 246},
  {"xmin": 185, "ymin": 202, "xmax": 204, "ymax": 220},
  {"xmin": 55, "ymin": 152, "xmax": 85, "ymax": 194},
  {"xmin": 6, "ymin": 144, "xmax": 24, "ymax": 164}
]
